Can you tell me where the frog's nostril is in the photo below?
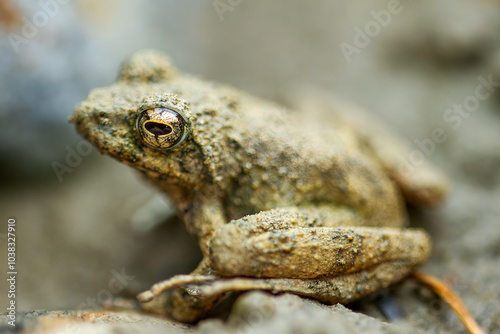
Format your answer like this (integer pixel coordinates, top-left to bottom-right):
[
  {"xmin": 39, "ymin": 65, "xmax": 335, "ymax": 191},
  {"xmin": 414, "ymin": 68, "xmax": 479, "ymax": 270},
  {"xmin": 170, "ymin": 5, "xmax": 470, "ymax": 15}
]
[{"xmin": 145, "ymin": 122, "xmax": 173, "ymax": 136}]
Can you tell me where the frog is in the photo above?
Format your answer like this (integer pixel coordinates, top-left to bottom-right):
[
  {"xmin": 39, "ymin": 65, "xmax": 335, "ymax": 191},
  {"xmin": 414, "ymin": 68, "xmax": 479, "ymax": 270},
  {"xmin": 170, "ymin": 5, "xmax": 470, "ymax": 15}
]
[{"xmin": 71, "ymin": 49, "xmax": 448, "ymax": 323}]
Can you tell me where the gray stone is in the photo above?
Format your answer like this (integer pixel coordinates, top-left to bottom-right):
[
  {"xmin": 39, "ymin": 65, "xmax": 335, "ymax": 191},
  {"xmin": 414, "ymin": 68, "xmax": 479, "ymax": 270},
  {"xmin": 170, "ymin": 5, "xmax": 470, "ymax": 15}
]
[{"xmin": 196, "ymin": 292, "xmax": 420, "ymax": 334}]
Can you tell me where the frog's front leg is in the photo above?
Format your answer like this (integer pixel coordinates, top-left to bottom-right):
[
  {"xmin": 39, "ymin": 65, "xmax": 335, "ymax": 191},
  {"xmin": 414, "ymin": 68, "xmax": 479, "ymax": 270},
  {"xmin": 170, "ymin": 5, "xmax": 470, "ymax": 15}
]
[{"xmin": 140, "ymin": 195, "xmax": 227, "ymax": 323}]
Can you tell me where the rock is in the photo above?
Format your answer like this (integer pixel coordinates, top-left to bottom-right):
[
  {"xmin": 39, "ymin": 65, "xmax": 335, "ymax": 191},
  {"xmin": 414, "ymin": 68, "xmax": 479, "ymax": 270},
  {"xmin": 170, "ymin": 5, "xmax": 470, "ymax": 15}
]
[
  {"xmin": 0, "ymin": 293, "xmax": 422, "ymax": 334},
  {"xmin": 196, "ymin": 292, "xmax": 420, "ymax": 334}
]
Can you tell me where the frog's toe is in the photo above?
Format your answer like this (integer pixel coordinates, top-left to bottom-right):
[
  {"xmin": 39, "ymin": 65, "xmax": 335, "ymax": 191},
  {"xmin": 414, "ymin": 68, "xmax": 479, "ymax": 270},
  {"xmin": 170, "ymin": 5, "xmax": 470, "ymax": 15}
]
[
  {"xmin": 139, "ymin": 274, "xmax": 231, "ymax": 323},
  {"xmin": 137, "ymin": 274, "xmax": 218, "ymax": 302}
]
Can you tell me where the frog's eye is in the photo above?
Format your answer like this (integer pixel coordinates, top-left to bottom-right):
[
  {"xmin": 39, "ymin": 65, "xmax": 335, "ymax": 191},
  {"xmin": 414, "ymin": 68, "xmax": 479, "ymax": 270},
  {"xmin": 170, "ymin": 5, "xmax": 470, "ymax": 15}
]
[{"xmin": 136, "ymin": 107, "xmax": 190, "ymax": 150}]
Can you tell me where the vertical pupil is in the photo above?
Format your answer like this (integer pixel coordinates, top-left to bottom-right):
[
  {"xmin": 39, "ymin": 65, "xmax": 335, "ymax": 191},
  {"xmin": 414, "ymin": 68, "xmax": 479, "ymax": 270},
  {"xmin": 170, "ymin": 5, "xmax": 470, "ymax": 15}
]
[{"xmin": 145, "ymin": 122, "xmax": 172, "ymax": 136}]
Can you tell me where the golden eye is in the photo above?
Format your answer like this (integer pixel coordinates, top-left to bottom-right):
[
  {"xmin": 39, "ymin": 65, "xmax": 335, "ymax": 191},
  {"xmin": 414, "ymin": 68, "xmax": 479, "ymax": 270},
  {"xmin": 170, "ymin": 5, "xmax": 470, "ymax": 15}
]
[{"xmin": 136, "ymin": 107, "xmax": 190, "ymax": 150}]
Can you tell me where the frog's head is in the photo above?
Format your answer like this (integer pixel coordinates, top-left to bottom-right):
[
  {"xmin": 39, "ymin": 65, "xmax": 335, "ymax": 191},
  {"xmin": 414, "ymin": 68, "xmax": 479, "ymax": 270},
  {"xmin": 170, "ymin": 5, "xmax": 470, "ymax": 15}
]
[{"xmin": 70, "ymin": 50, "xmax": 212, "ymax": 190}]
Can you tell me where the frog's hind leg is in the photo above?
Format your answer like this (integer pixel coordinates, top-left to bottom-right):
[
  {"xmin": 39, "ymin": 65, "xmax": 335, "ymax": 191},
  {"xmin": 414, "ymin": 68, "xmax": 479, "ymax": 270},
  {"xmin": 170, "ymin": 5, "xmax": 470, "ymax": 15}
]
[
  {"xmin": 140, "ymin": 207, "xmax": 431, "ymax": 322},
  {"xmin": 209, "ymin": 207, "xmax": 431, "ymax": 283}
]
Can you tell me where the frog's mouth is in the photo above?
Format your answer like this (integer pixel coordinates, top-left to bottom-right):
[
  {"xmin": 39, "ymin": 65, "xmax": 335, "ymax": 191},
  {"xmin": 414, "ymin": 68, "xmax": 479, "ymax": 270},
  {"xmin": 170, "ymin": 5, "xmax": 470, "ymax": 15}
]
[
  {"xmin": 127, "ymin": 163, "xmax": 165, "ymax": 178},
  {"xmin": 85, "ymin": 130, "xmax": 169, "ymax": 178},
  {"xmin": 71, "ymin": 111, "xmax": 184, "ymax": 185}
]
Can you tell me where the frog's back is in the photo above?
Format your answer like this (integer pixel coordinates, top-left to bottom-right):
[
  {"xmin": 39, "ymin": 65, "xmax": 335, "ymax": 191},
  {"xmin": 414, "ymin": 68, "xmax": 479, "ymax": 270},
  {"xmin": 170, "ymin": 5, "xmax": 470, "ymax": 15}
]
[
  {"xmin": 194, "ymin": 85, "xmax": 408, "ymax": 228},
  {"xmin": 110, "ymin": 50, "xmax": 407, "ymax": 228}
]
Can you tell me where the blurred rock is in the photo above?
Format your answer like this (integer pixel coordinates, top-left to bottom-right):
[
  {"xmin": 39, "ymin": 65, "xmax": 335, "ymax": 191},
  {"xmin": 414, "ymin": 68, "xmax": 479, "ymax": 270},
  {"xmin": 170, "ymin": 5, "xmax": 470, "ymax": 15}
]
[{"xmin": 0, "ymin": 310, "xmax": 189, "ymax": 334}]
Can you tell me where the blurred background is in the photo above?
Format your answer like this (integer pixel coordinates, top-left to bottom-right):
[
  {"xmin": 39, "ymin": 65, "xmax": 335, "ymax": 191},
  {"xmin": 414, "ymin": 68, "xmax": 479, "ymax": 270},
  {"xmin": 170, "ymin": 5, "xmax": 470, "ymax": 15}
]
[{"xmin": 1, "ymin": 0, "xmax": 500, "ymax": 332}]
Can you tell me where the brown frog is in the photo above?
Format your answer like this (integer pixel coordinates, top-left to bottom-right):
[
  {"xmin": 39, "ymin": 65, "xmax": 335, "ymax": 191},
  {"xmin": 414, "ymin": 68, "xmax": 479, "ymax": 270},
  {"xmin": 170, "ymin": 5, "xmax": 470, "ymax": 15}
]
[{"xmin": 71, "ymin": 50, "xmax": 448, "ymax": 323}]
